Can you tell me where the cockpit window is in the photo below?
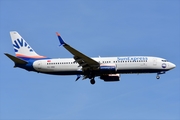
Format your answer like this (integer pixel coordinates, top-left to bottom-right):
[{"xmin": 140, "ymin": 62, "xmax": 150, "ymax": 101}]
[{"xmin": 162, "ymin": 59, "xmax": 168, "ymax": 62}]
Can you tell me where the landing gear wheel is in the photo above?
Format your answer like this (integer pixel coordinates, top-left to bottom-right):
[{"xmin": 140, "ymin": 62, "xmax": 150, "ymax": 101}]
[
  {"xmin": 90, "ymin": 79, "xmax": 95, "ymax": 85},
  {"xmin": 156, "ymin": 75, "xmax": 160, "ymax": 79}
]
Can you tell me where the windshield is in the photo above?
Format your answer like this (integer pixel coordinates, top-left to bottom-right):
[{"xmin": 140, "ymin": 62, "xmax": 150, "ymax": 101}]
[{"xmin": 162, "ymin": 59, "xmax": 168, "ymax": 62}]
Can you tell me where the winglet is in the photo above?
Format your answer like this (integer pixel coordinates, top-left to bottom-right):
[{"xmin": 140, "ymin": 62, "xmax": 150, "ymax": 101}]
[{"xmin": 56, "ymin": 32, "xmax": 66, "ymax": 46}]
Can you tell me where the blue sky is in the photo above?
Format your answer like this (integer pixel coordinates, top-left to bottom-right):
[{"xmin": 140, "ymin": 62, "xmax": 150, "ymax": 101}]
[{"xmin": 0, "ymin": 0, "xmax": 180, "ymax": 119}]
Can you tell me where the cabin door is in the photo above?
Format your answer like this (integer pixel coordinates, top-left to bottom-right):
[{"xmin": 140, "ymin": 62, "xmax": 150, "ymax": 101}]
[
  {"xmin": 37, "ymin": 61, "xmax": 41, "ymax": 69},
  {"xmin": 153, "ymin": 58, "xmax": 157, "ymax": 66}
]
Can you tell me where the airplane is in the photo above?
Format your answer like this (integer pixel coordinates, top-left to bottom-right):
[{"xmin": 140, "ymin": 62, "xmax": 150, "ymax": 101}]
[{"xmin": 4, "ymin": 31, "xmax": 176, "ymax": 85}]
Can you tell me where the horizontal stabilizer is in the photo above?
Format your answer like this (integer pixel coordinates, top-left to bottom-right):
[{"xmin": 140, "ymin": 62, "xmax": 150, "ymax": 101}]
[{"xmin": 4, "ymin": 53, "xmax": 28, "ymax": 64}]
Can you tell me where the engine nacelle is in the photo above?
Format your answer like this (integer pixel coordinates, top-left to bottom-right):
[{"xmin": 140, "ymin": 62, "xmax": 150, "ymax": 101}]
[
  {"xmin": 99, "ymin": 64, "xmax": 117, "ymax": 73},
  {"xmin": 100, "ymin": 74, "xmax": 120, "ymax": 82}
]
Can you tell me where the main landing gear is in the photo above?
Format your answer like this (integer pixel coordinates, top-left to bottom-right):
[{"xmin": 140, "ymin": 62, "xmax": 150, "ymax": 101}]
[{"xmin": 90, "ymin": 78, "xmax": 95, "ymax": 85}]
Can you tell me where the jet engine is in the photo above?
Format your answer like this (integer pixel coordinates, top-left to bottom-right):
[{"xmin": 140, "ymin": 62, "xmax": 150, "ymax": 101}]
[
  {"xmin": 100, "ymin": 74, "xmax": 120, "ymax": 82},
  {"xmin": 99, "ymin": 64, "xmax": 117, "ymax": 73}
]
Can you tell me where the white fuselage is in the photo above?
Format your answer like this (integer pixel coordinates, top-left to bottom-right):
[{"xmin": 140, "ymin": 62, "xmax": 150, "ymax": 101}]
[{"xmin": 32, "ymin": 56, "xmax": 175, "ymax": 75}]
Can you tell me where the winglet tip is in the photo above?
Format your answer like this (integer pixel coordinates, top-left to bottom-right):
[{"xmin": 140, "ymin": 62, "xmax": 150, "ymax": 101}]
[
  {"xmin": 56, "ymin": 32, "xmax": 60, "ymax": 36},
  {"xmin": 56, "ymin": 32, "xmax": 66, "ymax": 46}
]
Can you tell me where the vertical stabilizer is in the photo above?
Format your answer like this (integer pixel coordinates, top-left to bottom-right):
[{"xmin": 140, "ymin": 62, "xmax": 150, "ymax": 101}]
[{"xmin": 10, "ymin": 31, "xmax": 46, "ymax": 59}]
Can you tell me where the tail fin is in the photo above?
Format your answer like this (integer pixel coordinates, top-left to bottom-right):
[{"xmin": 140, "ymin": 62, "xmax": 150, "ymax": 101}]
[{"xmin": 10, "ymin": 31, "xmax": 46, "ymax": 59}]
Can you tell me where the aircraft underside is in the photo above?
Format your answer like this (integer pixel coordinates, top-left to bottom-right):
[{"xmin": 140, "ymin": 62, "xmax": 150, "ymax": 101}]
[
  {"xmin": 39, "ymin": 69, "xmax": 168, "ymax": 75},
  {"xmin": 37, "ymin": 68, "xmax": 168, "ymax": 85}
]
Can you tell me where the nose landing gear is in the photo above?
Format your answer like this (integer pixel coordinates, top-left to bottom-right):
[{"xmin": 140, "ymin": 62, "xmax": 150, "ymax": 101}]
[
  {"xmin": 156, "ymin": 74, "xmax": 160, "ymax": 79},
  {"xmin": 156, "ymin": 71, "xmax": 166, "ymax": 79}
]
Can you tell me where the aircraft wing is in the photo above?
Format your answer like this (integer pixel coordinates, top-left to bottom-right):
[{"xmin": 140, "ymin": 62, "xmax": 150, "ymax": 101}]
[{"xmin": 56, "ymin": 32, "xmax": 99, "ymax": 70}]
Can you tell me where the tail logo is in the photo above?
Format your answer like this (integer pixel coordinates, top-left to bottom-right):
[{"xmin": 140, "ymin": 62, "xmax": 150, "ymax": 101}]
[{"xmin": 13, "ymin": 38, "xmax": 33, "ymax": 52}]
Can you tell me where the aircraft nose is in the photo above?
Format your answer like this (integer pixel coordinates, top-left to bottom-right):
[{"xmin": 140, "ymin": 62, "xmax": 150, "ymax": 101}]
[{"xmin": 169, "ymin": 62, "xmax": 176, "ymax": 69}]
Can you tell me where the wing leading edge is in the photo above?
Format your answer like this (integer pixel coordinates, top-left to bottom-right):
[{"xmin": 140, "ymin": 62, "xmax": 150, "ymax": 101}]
[{"xmin": 56, "ymin": 32, "xmax": 99, "ymax": 71}]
